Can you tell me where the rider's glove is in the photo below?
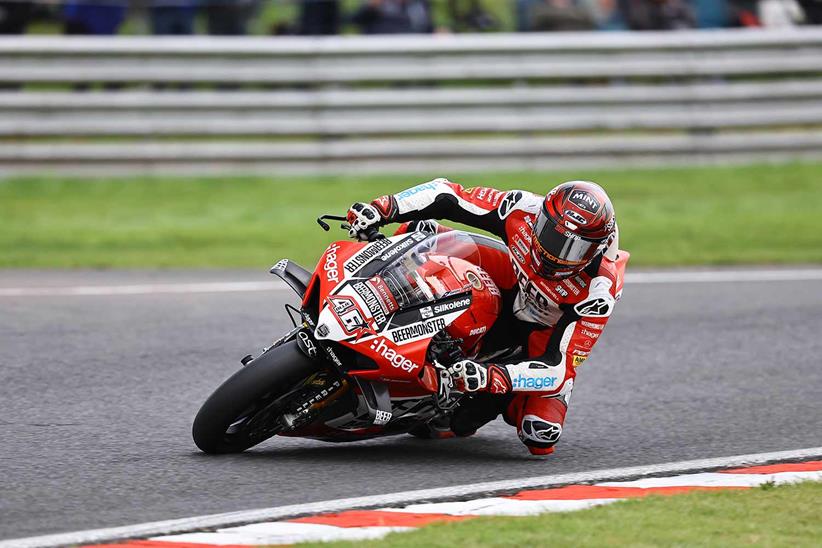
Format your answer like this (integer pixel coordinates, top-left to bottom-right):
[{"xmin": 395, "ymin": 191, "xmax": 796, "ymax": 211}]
[
  {"xmin": 347, "ymin": 202, "xmax": 384, "ymax": 241},
  {"xmin": 448, "ymin": 359, "xmax": 512, "ymax": 394}
]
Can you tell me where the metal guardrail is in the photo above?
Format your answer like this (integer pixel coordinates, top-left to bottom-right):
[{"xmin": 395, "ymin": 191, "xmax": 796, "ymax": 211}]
[{"xmin": 2, "ymin": 28, "xmax": 822, "ymax": 177}]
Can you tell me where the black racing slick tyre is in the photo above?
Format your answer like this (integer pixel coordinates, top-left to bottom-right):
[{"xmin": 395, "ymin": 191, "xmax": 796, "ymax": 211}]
[{"xmin": 192, "ymin": 340, "xmax": 316, "ymax": 454}]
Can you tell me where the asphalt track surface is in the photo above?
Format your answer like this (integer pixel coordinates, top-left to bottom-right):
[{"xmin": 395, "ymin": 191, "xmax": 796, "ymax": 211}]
[{"xmin": 1, "ymin": 269, "xmax": 821, "ymax": 540}]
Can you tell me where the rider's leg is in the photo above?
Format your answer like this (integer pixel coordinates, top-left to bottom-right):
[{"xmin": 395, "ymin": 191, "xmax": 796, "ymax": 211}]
[
  {"xmin": 505, "ymin": 393, "xmax": 568, "ymax": 456},
  {"xmin": 449, "ymin": 393, "xmax": 512, "ymax": 437}
]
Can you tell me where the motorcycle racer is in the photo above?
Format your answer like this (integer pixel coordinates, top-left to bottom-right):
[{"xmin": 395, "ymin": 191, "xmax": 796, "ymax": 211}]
[{"xmin": 347, "ymin": 179, "xmax": 627, "ymax": 455}]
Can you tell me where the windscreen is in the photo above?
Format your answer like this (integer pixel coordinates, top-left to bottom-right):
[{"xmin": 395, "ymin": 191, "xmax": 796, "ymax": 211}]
[{"xmin": 370, "ymin": 231, "xmax": 489, "ymax": 311}]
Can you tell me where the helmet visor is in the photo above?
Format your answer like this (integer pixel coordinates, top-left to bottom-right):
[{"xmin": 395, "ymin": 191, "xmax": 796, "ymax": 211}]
[{"xmin": 532, "ymin": 212, "xmax": 601, "ymax": 277}]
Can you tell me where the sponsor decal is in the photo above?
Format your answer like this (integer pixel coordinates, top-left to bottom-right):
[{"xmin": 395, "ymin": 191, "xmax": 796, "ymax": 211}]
[
  {"xmin": 369, "ymin": 337, "xmax": 419, "ymax": 372},
  {"xmin": 580, "ymin": 320, "xmax": 604, "ymax": 330},
  {"xmin": 511, "ymin": 246, "xmax": 526, "ymax": 264},
  {"xmin": 373, "ymin": 195, "xmax": 394, "ymax": 217},
  {"xmin": 512, "ymin": 259, "xmax": 557, "ymax": 314},
  {"xmin": 353, "ymin": 282, "xmax": 387, "ymax": 326},
  {"xmin": 469, "ymin": 325, "xmax": 487, "ymax": 336},
  {"xmin": 465, "ymin": 270, "xmax": 483, "ymax": 290},
  {"xmin": 568, "ymin": 190, "xmax": 600, "ymax": 213},
  {"xmin": 520, "ymin": 415, "xmax": 562, "ymax": 444},
  {"xmin": 344, "ymin": 238, "xmax": 393, "ymax": 273},
  {"xmin": 420, "ymin": 306, "xmax": 433, "ymax": 319},
  {"xmin": 572, "ymin": 355, "xmax": 587, "ymax": 368},
  {"xmin": 297, "ymin": 331, "xmax": 317, "ymax": 357},
  {"xmin": 476, "ymin": 268, "xmax": 500, "ymax": 297},
  {"xmin": 316, "ymin": 323, "xmax": 330, "ymax": 337},
  {"xmin": 395, "ymin": 182, "xmax": 439, "ymax": 201},
  {"xmin": 373, "ymin": 409, "xmax": 392, "ymax": 426},
  {"xmin": 575, "ymin": 297, "xmax": 612, "ymax": 317},
  {"xmin": 517, "ymin": 225, "xmax": 532, "ymax": 243},
  {"xmin": 433, "ymin": 297, "xmax": 471, "ymax": 315},
  {"xmin": 390, "ymin": 317, "xmax": 447, "ymax": 343},
  {"xmin": 377, "ymin": 234, "xmax": 425, "ymax": 263},
  {"xmin": 554, "ymin": 284, "xmax": 569, "ymax": 298},
  {"xmin": 512, "ymin": 374, "xmax": 558, "ymax": 390},
  {"xmin": 490, "ymin": 376, "xmax": 509, "ymax": 394},
  {"xmin": 564, "ymin": 209, "xmax": 588, "ymax": 225},
  {"xmin": 580, "ymin": 328, "xmax": 600, "ymax": 338},
  {"xmin": 271, "ymin": 259, "xmax": 288, "ymax": 271},
  {"xmin": 325, "ymin": 345, "xmax": 343, "ymax": 367},
  {"xmin": 498, "ymin": 191, "xmax": 523, "ymax": 219},
  {"xmin": 513, "ymin": 236, "xmax": 529, "ymax": 256},
  {"xmin": 323, "ymin": 243, "xmax": 341, "ymax": 283},
  {"xmin": 572, "ymin": 349, "xmax": 590, "ymax": 357},
  {"xmin": 562, "ymin": 278, "xmax": 581, "ymax": 296},
  {"xmin": 368, "ymin": 276, "xmax": 399, "ymax": 314},
  {"xmin": 574, "ymin": 275, "xmax": 587, "ymax": 288}
]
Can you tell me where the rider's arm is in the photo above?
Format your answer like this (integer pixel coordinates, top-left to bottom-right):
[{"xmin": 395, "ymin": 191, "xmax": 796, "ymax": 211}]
[
  {"xmin": 370, "ymin": 178, "xmax": 513, "ymax": 240},
  {"xmin": 498, "ymin": 274, "xmax": 619, "ymax": 395}
]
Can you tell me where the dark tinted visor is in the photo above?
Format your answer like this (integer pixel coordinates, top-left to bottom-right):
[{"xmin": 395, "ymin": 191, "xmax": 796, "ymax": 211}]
[{"xmin": 533, "ymin": 211, "xmax": 601, "ymax": 271}]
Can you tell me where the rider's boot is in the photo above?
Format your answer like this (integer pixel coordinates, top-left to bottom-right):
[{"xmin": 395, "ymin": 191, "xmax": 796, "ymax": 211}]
[{"xmin": 506, "ymin": 394, "xmax": 567, "ymax": 456}]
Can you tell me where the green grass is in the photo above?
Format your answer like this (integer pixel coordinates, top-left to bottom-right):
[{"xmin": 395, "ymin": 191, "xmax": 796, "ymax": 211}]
[
  {"xmin": 1, "ymin": 162, "xmax": 822, "ymax": 269},
  {"xmin": 301, "ymin": 481, "xmax": 822, "ymax": 548}
]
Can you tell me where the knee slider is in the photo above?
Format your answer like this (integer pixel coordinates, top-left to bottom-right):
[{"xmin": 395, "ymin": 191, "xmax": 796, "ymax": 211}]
[{"xmin": 518, "ymin": 414, "xmax": 562, "ymax": 448}]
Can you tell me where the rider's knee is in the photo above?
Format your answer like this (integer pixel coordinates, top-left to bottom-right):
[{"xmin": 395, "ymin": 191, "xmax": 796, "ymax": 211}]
[{"xmin": 518, "ymin": 413, "xmax": 563, "ymax": 452}]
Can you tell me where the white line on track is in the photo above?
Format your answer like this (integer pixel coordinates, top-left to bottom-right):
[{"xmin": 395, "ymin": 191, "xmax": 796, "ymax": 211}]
[
  {"xmin": 3, "ymin": 446, "xmax": 821, "ymax": 548},
  {"xmin": 1, "ymin": 268, "xmax": 822, "ymax": 297}
]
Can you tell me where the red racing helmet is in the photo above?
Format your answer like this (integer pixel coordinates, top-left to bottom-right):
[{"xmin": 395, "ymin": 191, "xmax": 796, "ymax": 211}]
[{"xmin": 530, "ymin": 181, "xmax": 616, "ymax": 279}]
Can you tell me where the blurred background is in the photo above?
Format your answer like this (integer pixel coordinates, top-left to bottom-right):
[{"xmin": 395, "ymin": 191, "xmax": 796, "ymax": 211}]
[
  {"xmin": 2, "ymin": 0, "xmax": 821, "ymax": 37},
  {"xmin": 1, "ymin": 0, "xmax": 821, "ymax": 269}
]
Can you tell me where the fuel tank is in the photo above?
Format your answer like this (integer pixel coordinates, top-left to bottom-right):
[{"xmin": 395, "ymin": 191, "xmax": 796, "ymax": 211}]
[{"xmin": 418, "ymin": 254, "xmax": 502, "ymax": 354}]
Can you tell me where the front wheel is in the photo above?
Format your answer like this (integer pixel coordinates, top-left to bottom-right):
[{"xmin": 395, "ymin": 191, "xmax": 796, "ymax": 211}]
[{"xmin": 192, "ymin": 340, "xmax": 316, "ymax": 454}]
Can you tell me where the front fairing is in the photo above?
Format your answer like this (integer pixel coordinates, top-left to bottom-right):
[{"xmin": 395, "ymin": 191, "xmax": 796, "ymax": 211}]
[{"xmin": 313, "ymin": 232, "xmax": 480, "ymax": 382}]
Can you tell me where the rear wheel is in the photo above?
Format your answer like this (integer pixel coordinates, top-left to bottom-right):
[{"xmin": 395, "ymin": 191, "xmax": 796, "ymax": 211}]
[{"xmin": 192, "ymin": 340, "xmax": 316, "ymax": 454}]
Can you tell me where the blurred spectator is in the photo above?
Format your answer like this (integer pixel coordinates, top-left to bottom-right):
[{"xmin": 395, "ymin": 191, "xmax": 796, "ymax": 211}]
[
  {"xmin": 350, "ymin": 0, "xmax": 433, "ymax": 34},
  {"xmin": 63, "ymin": 0, "xmax": 126, "ymax": 35},
  {"xmin": 692, "ymin": 0, "xmax": 731, "ymax": 27},
  {"xmin": 619, "ymin": 0, "xmax": 696, "ymax": 30},
  {"xmin": 0, "ymin": 1, "xmax": 33, "ymax": 34},
  {"xmin": 447, "ymin": 0, "xmax": 499, "ymax": 32},
  {"xmin": 150, "ymin": 0, "xmax": 197, "ymax": 35},
  {"xmin": 531, "ymin": 0, "xmax": 596, "ymax": 30},
  {"xmin": 516, "ymin": 0, "xmax": 538, "ymax": 30},
  {"xmin": 580, "ymin": 0, "xmax": 628, "ymax": 29},
  {"xmin": 798, "ymin": 0, "xmax": 822, "ymax": 22},
  {"xmin": 205, "ymin": 0, "xmax": 256, "ymax": 35},
  {"xmin": 298, "ymin": 0, "xmax": 340, "ymax": 35},
  {"xmin": 759, "ymin": 0, "xmax": 803, "ymax": 26},
  {"xmin": 728, "ymin": 0, "xmax": 760, "ymax": 25}
]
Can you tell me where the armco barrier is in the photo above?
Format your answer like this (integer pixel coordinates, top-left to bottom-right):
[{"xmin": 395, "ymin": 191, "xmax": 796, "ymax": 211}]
[{"xmin": 2, "ymin": 28, "xmax": 822, "ymax": 176}]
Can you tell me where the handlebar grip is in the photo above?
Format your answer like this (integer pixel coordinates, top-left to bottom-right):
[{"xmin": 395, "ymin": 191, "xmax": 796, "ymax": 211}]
[{"xmin": 363, "ymin": 227, "xmax": 385, "ymax": 242}]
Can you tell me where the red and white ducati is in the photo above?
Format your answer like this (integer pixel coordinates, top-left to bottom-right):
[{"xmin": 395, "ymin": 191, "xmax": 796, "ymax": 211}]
[{"xmin": 193, "ymin": 217, "xmax": 501, "ymax": 453}]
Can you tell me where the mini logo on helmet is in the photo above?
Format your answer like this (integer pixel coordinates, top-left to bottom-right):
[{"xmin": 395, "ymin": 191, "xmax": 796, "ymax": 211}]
[{"xmin": 568, "ymin": 191, "xmax": 600, "ymax": 213}]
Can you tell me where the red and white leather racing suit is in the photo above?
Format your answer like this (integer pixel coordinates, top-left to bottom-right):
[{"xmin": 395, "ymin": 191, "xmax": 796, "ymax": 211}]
[{"xmin": 370, "ymin": 178, "xmax": 627, "ymax": 455}]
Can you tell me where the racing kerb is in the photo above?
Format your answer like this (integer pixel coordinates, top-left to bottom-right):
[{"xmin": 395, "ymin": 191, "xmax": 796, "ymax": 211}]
[{"xmin": 3, "ymin": 447, "xmax": 821, "ymax": 548}]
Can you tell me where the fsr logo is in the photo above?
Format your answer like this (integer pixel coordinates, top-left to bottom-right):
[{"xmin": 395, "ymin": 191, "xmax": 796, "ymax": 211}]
[
  {"xmin": 369, "ymin": 337, "xmax": 419, "ymax": 373},
  {"xmin": 324, "ymin": 243, "xmax": 341, "ymax": 283}
]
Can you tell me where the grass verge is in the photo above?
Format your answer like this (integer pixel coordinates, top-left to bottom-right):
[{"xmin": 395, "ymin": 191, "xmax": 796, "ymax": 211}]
[
  {"xmin": 301, "ymin": 481, "xmax": 822, "ymax": 548},
  {"xmin": 1, "ymin": 162, "xmax": 821, "ymax": 269}
]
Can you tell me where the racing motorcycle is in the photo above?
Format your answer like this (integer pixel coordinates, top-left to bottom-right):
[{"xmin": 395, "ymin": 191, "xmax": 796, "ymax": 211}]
[{"xmin": 192, "ymin": 217, "xmax": 505, "ymax": 454}]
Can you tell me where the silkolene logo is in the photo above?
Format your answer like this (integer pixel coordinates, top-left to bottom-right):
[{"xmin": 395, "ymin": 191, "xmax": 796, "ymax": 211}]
[
  {"xmin": 369, "ymin": 337, "xmax": 419, "ymax": 373},
  {"xmin": 511, "ymin": 374, "xmax": 557, "ymax": 390}
]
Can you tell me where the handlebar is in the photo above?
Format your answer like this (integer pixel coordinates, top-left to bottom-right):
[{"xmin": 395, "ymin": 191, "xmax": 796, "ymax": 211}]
[{"xmin": 317, "ymin": 214, "xmax": 385, "ymax": 242}]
